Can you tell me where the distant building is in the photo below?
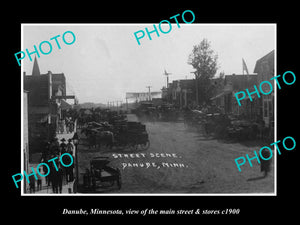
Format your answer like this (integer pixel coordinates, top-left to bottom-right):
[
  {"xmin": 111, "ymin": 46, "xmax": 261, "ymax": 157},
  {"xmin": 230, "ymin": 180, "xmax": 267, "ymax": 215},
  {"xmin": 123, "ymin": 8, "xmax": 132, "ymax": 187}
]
[
  {"xmin": 254, "ymin": 50, "xmax": 275, "ymax": 127},
  {"xmin": 126, "ymin": 92, "xmax": 161, "ymax": 103},
  {"xmin": 166, "ymin": 79, "xmax": 195, "ymax": 108},
  {"xmin": 211, "ymin": 74, "xmax": 260, "ymax": 119},
  {"xmin": 161, "ymin": 86, "xmax": 168, "ymax": 100}
]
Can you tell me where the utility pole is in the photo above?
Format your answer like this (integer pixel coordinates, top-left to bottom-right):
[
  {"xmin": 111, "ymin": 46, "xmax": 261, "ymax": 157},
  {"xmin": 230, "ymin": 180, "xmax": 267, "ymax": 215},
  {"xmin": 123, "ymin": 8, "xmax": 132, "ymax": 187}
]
[
  {"xmin": 146, "ymin": 86, "xmax": 152, "ymax": 101},
  {"xmin": 163, "ymin": 69, "xmax": 172, "ymax": 88},
  {"xmin": 190, "ymin": 71, "xmax": 199, "ymax": 106}
]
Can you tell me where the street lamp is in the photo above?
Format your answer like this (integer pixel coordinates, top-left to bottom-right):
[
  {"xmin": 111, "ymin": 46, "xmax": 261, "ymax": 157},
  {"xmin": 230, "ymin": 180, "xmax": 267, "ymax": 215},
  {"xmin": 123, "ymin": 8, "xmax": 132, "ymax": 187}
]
[{"xmin": 72, "ymin": 132, "xmax": 79, "ymax": 193}]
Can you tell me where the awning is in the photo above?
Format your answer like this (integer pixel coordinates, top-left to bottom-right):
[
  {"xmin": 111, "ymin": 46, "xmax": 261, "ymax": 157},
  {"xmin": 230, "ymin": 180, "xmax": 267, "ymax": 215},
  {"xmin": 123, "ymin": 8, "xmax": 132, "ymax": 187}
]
[{"xmin": 60, "ymin": 99, "xmax": 72, "ymax": 110}]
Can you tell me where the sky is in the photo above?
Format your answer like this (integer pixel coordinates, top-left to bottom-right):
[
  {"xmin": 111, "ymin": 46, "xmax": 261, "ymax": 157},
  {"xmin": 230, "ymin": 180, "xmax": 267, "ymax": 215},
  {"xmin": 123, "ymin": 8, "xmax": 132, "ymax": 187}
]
[{"xmin": 22, "ymin": 24, "xmax": 275, "ymax": 104}]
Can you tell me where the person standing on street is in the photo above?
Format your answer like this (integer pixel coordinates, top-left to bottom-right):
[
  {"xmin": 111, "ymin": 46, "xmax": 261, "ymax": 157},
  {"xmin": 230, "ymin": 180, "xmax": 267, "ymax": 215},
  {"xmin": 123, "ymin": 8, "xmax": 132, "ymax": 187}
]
[
  {"xmin": 29, "ymin": 175, "xmax": 35, "ymax": 193},
  {"xmin": 260, "ymin": 148, "xmax": 271, "ymax": 177},
  {"xmin": 58, "ymin": 166, "xmax": 64, "ymax": 193},
  {"xmin": 60, "ymin": 138, "xmax": 67, "ymax": 155},
  {"xmin": 48, "ymin": 157, "xmax": 59, "ymax": 193},
  {"xmin": 36, "ymin": 168, "xmax": 43, "ymax": 191},
  {"xmin": 66, "ymin": 139, "xmax": 74, "ymax": 155}
]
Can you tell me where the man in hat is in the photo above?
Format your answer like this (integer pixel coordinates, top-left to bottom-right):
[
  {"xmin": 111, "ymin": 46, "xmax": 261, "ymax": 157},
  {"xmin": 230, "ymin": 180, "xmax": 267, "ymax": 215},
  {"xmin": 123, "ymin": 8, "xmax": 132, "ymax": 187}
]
[
  {"xmin": 57, "ymin": 165, "xmax": 64, "ymax": 193},
  {"xmin": 66, "ymin": 139, "xmax": 74, "ymax": 155},
  {"xmin": 60, "ymin": 138, "xmax": 67, "ymax": 154}
]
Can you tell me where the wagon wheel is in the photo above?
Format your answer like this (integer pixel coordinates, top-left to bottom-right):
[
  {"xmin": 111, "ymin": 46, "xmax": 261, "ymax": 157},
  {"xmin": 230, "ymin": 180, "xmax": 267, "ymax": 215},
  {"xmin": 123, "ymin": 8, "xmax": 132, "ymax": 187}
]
[
  {"xmin": 108, "ymin": 180, "xmax": 115, "ymax": 186},
  {"xmin": 139, "ymin": 140, "xmax": 150, "ymax": 150},
  {"xmin": 116, "ymin": 168, "xmax": 122, "ymax": 190}
]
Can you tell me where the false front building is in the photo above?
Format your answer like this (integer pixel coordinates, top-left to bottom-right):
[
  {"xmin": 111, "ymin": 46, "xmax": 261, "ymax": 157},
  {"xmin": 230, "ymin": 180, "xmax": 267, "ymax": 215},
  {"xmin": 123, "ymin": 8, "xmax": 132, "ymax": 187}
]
[
  {"xmin": 24, "ymin": 57, "xmax": 75, "ymax": 155},
  {"xmin": 253, "ymin": 50, "xmax": 275, "ymax": 128}
]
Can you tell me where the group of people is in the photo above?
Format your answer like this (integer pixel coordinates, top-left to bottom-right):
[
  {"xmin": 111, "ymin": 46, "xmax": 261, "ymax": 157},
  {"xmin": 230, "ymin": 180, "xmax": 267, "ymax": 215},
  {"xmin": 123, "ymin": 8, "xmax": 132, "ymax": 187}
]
[
  {"xmin": 57, "ymin": 117, "xmax": 75, "ymax": 134},
  {"xmin": 29, "ymin": 138, "xmax": 75, "ymax": 193}
]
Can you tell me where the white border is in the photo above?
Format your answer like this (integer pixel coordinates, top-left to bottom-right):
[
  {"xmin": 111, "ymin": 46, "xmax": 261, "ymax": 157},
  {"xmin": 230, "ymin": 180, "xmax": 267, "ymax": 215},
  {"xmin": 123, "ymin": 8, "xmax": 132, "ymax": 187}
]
[{"xmin": 20, "ymin": 23, "xmax": 277, "ymax": 196}]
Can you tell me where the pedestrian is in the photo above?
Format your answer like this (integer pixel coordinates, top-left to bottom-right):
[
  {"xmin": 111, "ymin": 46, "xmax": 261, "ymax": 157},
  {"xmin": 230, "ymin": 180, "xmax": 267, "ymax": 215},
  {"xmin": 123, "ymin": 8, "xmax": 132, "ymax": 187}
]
[
  {"xmin": 66, "ymin": 121, "xmax": 69, "ymax": 134},
  {"xmin": 61, "ymin": 119, "xmax": 65, "ymax": 133},
  {"xmin": 48, "ymin": 159, "xmax": 59, "ymax": 193},
  {"xmin": 51, "ymin": 170, "xmax": 59, "ymax": 193},
  {"xmin": 69, "ymin": 121, "xmax": 74, "ymax": 133},
  {"xmin": 36, "ymin": 168, "xmax": 43, "ymax": 191},
  {"xmin": 58, "ymin": 166, "xmax": 64, "ymax": 193},
  {"xmin": 260, "ymin": 148, "xmax": 271, "ymax": 177},
  {"xmin": 29, "ymin": 175, "xmax": 35, "ymax": 193},
  {"xmin": 64, "ymin": 154, "xmax": 74, "ymax": 182},
  {"xmin": 60, "ymin": 138, "xmax": 67, "ymax": 154},
  {"xmin": 66, "ymin": 139, "xmax": 74, "ymax": 155},
  {"xmin": 57, "ymin": 120, "xmax": 61, "ymax": 133},
  {"xmin": 65, "ymin": 117, "xmax": 70, "ymax": 133},
  {"xmin": 42, "ymin": 159, "xmax": 50, "ymax": 186}
]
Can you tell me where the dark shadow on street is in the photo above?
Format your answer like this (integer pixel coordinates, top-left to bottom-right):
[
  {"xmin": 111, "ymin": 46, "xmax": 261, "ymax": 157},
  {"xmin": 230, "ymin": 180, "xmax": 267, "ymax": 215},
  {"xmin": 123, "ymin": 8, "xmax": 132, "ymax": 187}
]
[{"xmin": 247, "ymin": 176, "xmax": 266, "ymax": 182}]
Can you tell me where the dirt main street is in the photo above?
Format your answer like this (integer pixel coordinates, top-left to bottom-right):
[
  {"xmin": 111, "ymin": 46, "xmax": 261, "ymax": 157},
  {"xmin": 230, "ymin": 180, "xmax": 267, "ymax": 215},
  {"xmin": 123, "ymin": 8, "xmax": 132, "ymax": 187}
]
[{"xmin": 77, "ymin": 114, "xmax": 274, "ymax": 194}]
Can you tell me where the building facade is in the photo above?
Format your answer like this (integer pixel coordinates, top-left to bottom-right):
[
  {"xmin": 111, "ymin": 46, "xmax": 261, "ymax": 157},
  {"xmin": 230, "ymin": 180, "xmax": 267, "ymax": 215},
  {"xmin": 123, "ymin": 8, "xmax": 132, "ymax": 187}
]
[
  {"xmin": 211, "ymin": 74, "xmax": 261, "ymax": 120},
  {"xmin": 166, "ymin": 79, "xmax": 195, "ymax": 108},
  {"xmin": 253, "ymin": 50, "xmax": 275, "ymax": 128},
  {"xmin": 24, "ymin": 57, "xmax": 68, "ymax": 155},
  {"xmin": 23, "ymin": 91, "xmax": 29, "ymax": 193}
]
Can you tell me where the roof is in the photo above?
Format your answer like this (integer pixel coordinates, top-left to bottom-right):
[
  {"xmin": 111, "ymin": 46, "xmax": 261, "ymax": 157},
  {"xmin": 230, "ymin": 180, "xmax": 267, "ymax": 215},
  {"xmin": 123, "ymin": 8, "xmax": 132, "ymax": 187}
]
[
  {"xmin": 32, "ymin": 56, "xmax": 41, "ymax": 76},
  {"xmin": 254, "ymin": 50, "xmax": 275, "ymax": 73},
  {"xmin": 178, "ymin": 79, "xmax": 194, "ymax": 89},
  {"xmin": 224, "ymin": 74, "xmax": 257, "ymax": 91},
  {"xmin": 60, "ymin": 99, "xmax": 72, "ymax": 110},
  {"xmin": 24, "ymin": 72, "xmax": 66, "ymax": 106},
  {"xmin": 25, "ymin": 57, "xmax": 66, "ymax": 96},
  {"xmin": 211, "ymin": 74, "xmax": 258, "ymax": 100}
]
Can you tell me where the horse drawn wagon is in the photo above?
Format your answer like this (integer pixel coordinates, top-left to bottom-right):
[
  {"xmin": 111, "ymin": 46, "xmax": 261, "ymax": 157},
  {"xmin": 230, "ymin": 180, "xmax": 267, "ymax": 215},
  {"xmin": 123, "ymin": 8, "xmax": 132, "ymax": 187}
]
[
  {"xmin": 114, "ymin": 121, "xmax": 150, "ymax": 150},
  {"xmin": 81, "ymin": 120, "xmax": 150, "ymax": 151}
]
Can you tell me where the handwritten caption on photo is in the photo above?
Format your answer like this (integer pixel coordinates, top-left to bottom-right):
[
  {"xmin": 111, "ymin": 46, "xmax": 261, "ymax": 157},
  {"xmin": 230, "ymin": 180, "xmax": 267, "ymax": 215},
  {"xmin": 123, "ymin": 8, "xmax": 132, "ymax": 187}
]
[{"xmin": 112, "ymin": 152, "xmax": 189, "ymax": 170}]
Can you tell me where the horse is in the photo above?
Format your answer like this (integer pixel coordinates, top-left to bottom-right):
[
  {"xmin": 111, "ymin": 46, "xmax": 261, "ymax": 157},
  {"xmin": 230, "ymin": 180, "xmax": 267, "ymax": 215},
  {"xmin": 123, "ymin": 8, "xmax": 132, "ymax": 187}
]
[{"xmin": 95, "ymin": 131, "xmax": 114, "ymax": 149}]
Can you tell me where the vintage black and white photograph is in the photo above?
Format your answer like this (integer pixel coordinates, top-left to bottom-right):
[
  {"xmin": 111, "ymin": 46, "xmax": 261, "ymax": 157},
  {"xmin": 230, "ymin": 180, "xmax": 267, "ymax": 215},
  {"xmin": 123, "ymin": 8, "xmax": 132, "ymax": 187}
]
[{"xmin": 21, "ymin": 24, "xmax": 276, "ymax": 195}]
